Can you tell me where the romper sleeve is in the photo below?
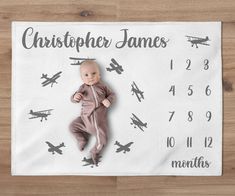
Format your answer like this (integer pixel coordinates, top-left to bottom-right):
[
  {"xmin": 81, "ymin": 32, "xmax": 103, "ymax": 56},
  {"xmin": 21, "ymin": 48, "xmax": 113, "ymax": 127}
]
[
  {"xmin": 104, "ymin": 85, "xmax": 115, "ymax": 104},
  {"xmin": 71, "ymin": 84, "xmax": 84, "ymax": 103}
]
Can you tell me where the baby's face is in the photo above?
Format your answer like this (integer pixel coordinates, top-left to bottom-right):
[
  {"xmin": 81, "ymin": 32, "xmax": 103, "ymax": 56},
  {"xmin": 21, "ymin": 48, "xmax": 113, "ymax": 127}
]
[{"xmin": 80, "ymin": 64, "xmax": 100, "ymax": 85}]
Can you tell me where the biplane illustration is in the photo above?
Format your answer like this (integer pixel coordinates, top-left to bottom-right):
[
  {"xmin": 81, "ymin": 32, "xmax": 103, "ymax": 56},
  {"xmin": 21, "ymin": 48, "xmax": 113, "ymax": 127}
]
[
  {"xmin": 46, "ymin": 141, "xmax": 65, "ymax": 155},
  {"xmin": 106, "ymin": 58, "xmax": 124, "ymax": 74},
  {"xmin": 41, "ymin": 71, "xmax": 62, "ymax": 87},
  {"xmin": 29, "ymin": 109, "xmax": 53, "ymax": 122},
  {"xmin": 131, "ymin": 81, "xmax": 144, "ymax": 102},
  {"xmin": 82, "ymin": 156, "xmax": 102, "ymax": 167},
  {"xmin": 186, "ymin": 35, "xmax": 210, "ymax": 48},
  {"xmin": 130, "ymin": 113, "xmax": 147, "ymax": 132},
  {"xmin": 114, "ymin": 141, "xmax": 134, "ymax": 153},
  {"xmin": 69, "ymin": 57, "xmax": 96, "ymax": 65}
]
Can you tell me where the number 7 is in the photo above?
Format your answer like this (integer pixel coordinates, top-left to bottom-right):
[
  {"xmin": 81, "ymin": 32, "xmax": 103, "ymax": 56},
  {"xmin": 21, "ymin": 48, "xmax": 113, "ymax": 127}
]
[{"xmin": 169, "ymin": 111, "xmax": 175, "ymax": 122}]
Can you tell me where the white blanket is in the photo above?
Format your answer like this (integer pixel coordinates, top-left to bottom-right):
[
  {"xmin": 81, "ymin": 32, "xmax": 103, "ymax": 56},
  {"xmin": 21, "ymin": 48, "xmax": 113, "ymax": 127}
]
[{"xmin": 12, "ymin": 22, "xmax": 222, "ymax": 176}]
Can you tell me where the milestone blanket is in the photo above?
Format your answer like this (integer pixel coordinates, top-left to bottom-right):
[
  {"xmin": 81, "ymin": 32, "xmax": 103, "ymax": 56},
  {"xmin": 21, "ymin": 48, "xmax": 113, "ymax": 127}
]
[{"xmin": 12, "ymin": 22, "xmax": 222, "ymax": 176}]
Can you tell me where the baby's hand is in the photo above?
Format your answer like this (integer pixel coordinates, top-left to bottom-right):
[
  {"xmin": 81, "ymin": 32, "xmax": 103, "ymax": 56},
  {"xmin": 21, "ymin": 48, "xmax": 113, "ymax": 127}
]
[
  {"xmin": 102, "ymin": 99, "xmax": 111, "ymax": 108},
  {"xmin": 73, "ymin": 92, "xmax": 83, "ymax": 102}
]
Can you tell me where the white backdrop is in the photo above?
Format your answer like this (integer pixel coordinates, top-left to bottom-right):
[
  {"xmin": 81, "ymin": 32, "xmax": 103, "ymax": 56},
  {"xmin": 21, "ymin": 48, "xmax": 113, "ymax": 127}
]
[{"xmin": 12, "ymin": 22, "xmax": 222, "ymax": 175}]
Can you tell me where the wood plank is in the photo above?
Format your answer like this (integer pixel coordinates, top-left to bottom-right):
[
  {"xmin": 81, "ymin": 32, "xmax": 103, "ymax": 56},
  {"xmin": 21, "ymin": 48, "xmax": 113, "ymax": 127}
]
[{"xmin": 118, "ymin": 0, "xmax": 235, "ymax": 22}]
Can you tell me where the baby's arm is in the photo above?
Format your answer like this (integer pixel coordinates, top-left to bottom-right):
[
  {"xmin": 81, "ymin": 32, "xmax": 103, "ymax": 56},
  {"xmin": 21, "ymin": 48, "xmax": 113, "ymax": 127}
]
[
  {"xmin": 102, "ymin": 85, "xmax": 115, "ymax": 108},
  {"xmin": 71, "ymin": 85, "xmax": 84, "ymax": 103},
  {"xmin": 73, "ymin": 93, "xmax": 83, "ymax": 102}
]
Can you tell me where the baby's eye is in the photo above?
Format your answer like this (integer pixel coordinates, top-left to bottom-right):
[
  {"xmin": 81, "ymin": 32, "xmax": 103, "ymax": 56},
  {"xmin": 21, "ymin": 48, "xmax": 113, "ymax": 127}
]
[
  {"xmin": 85, "ymin": 74, "xmax": 88, "ymax": 77},
  {"xmin": 92, "ymin": 72, "xmax": 96, "ymax": 75}
]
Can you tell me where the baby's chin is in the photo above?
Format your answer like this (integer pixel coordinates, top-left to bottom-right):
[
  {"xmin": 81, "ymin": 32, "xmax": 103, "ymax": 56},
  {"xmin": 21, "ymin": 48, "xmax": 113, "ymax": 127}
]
[{"xmin": 85, "ymin": 81, "xmax": 99, "ymax": 86}]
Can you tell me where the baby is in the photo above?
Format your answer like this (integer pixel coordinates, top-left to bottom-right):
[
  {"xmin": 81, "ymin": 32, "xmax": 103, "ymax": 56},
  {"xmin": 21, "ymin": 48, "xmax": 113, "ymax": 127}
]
[{"xmin": 69, "ymin": 60, "xmax": 115, "ymax": 165}]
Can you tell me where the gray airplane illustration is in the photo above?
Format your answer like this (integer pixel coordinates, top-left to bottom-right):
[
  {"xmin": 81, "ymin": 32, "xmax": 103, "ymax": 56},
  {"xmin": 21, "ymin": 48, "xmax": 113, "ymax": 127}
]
[
  {"xmin": 69, "ymin": 57, "xmax": 96, "ymax": 65},
  {"xmin": 114, "ymin": 141, "xmax": 134, "ymax": 153},
  {"xmin": 46, "ymin": 141, "xmax": 65, "ymax": 155},
  {"xmin": 106, "ymin": 58, "xmax": 124, "ymax": 74},
  {"xmin": 130, "ymin": 113, "xmax": 147, "ymax": 132},
  {"xmin": 131, "ymin": 81, "xmax": 144, "ymax": 102},
  {"xmin": 41, "ymin": 71, "xmax": 62, "ymax": 87},
  {"xmin": 29, "ymin": 109, "xmax": 53, "ymax": 122},
  {"xmin": 82, "ymin": 156, "xmax": 102, "ymax": 167},
  {"xmin": 186, "ymin": 35, "xmax": 210, "ymax": 48}
]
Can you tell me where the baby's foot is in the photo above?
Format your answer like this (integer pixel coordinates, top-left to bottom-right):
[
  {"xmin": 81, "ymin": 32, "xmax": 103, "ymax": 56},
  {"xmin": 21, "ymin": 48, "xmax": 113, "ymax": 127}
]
[
  {"xmin": 78, "ymin": 139, "xmax": 87, "ymax": 151},
  {"xmin": 91, "ymin": 153, "xmax": 98, "ymax": 166}
]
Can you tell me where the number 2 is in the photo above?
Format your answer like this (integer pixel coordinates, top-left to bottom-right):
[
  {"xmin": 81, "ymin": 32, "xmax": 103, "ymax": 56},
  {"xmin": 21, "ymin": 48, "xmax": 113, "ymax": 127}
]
[{"xmin": 186, "ymin": 59, "xmax": 191, "ymax": 70}]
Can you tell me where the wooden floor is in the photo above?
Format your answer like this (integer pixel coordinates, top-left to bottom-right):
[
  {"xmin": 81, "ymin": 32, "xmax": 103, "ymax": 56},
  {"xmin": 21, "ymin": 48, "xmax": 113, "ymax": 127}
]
[{"xmin": 0, "ymin": 0, "xmax": 235, "ymax": 195}]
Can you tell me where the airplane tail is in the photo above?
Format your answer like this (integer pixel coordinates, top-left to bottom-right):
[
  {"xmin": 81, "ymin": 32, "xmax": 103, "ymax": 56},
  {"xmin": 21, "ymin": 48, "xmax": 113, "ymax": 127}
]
[
  {"xmin": 29, "ymin": 110, "xmax": 33, "ymax": 114},
  {"xmin": 60, "ymin": 142, "xmax": 65, "ymax": 147},
  {"xmin": 144, "ymin": 123, "xmax": 147, "ymax": 127},
  {"xmin": 82, "ymin": 157, "xmax": 88, "ymax": 162},
  {"xmin": 114, "ymin": 141, "xmax": 120, "ymax": 146},
  {"xmin": 41, "ymin": 74, "xmax": 47, "ymax": 79}
]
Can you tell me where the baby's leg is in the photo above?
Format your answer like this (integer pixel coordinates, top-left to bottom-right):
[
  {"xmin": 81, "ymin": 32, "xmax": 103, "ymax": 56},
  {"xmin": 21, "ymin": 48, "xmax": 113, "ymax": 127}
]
[
  {"xmin": 90, "ymin": 112, "xmax": 108, "ymax": 165},
  {"xmin": 69, "ymin": 116, "xmax": 89, "ymax": 151}
]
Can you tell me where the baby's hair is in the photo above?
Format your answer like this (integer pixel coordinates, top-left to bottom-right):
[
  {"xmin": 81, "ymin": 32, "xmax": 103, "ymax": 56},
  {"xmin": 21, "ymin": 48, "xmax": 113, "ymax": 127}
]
[{"xmin": 80, "ymin": 60, "xmax": 99, "ymax": 69}]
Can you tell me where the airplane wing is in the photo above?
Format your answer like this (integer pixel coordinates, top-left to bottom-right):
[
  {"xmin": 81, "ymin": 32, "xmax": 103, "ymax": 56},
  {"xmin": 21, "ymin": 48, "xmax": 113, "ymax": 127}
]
[
  {"xmin": 116, "ymin": 148, "xmax": 123, "ymax": 153},
  {"xmin": 29, "ymin": 116, "xmax": 39, "ymax": 119},
  {"xmin": 125, "ymin": 142, "xmax": 133, "ymax": 148},
  {"xmin": 37, "ymin": 109, "xmax": 53, "ymax": 113},
  {"xmin": 111, "ymin": 58, "xmax": 118, "ymax": 65},
  {"xmin": 185, "ymin": 35, "xmax": 201, "ymax": 39},
  {"xmin": 69, "ymin": 57, "xmax": 96, "ymax": 60},
  {"xmin": 132, "ymin": 82, "xmax": 139, "ymax": 90},
  {"xmin": 69, "ymin": 57, "xmax": 82, "ymax": 60},
  {"xmin": 109, "ymin": 63, "xmax": 115, "ymax": 69},
  {"xmin": 130, "ymin": 117, "xmax": 136, "ymax": 124},
  {"xmin": 55, "ymin": 148, "xmax": 62, "ymax": 154},
  {"xmin": 50, "ymin": 75, "xmax": 60, "ymax": 82},
  {"xmin": 83, "ymin": 163, "xmax": 92, "ymax": 166},
  {"xmin": 70, "ymin": 63, "xmax": 80, "ymax": 65},
  {"xmin": 42, "ymin": 79, "xmax": 51, "ymax": 85},
  {"xmin": 132, "ymin": 113, "xmax": 142, "ymax": 123},
  {"xmin": 42, "ymin": 81, "xmax": 52, "ymax": 87},
  {"xmin": 110, "ymin": 63, "xmax": 123, "ymax": 72},
  {"xmin": 139, "ymin": 91, "xmax": 144, "ymax": 99},
  {"xmin": 131, "ymin": 84, "xmax": 135, "ymax": 92},
  {"xmin": 137, "ymin": 124, "xmax": 144, "ymax": 132},
  {"xmin": 45, "ymin": 141, "xmax": 55, "ymax": 148},
  {"xmin": 52, "ymin": 71, "xmax": 62, "ymax": 78},
  {"xmin": 82, "ymin": 159, "xmax": 93, "ymax": 166},
  {"xmin": 199, "ymin": 42, "xmax": 210, "ymax": 46}
]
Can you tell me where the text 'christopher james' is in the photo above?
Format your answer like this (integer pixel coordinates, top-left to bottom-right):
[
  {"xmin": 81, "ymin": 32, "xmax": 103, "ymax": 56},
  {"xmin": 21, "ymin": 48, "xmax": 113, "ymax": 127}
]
[{"xmin": 21, "ymin": 27, "xmax": 169, "ymax": 52}]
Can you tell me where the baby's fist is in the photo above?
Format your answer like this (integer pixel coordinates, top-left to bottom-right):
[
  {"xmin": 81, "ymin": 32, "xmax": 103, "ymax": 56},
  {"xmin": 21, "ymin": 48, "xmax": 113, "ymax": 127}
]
[
  {"xmin": 73, "ymin": 92, "xmax": 83, "ymax": 102},
  {"xmin": 102, "ymin": 99, "xmax": 111, "ymax": 108}
]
